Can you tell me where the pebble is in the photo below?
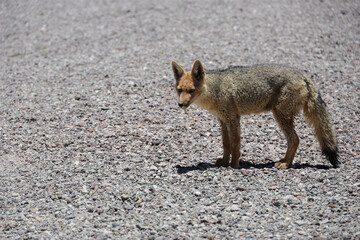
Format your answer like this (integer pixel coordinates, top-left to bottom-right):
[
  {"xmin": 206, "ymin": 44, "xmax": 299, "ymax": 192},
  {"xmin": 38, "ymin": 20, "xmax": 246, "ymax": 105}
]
[
  {"xmin": 150, "ymin": 165, "xmax": 158, "ymax": 171},
  {"xmin": 194, "ymin": 191, "xmax": 202, "ymax": 197},
  {"xmin": 229, "ymin": 205, "xmax": 240, "ymax": 212}
]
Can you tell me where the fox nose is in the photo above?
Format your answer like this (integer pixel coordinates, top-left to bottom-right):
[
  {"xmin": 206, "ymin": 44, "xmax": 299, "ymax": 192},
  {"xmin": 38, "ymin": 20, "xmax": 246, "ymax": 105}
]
[{"xmin": 178, "ymin": 102, "xmax": 184, "ymax": 108}]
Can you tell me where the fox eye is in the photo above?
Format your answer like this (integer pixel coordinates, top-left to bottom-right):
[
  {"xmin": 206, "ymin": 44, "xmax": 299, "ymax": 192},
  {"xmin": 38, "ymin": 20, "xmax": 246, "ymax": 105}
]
[{"xmin": 188, "ymin": 89, "xmax": 195, "ymax": 94}]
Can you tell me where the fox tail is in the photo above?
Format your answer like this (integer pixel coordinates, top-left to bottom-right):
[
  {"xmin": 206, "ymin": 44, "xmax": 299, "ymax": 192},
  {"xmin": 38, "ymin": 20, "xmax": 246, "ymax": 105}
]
[{"xmin": 303, "ymin": 77, "xmax": 339, "ymax": 167}]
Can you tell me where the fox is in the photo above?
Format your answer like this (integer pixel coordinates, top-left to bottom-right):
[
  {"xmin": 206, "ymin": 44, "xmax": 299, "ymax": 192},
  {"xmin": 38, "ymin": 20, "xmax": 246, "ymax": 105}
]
[{"xmin": 172, "ymin": 60, "xmax": 339, "ymax": 169}]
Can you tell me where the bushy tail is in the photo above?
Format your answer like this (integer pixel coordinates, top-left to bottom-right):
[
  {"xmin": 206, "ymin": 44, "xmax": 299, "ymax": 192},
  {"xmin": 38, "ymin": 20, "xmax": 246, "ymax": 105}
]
[{"xmin": 303, "ymin": 78, "xmax": 339, "ymax": 167}]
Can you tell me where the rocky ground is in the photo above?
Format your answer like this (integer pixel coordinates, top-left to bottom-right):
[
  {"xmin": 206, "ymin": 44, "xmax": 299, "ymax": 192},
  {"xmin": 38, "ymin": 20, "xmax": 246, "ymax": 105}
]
[{"xmin": 1, "ymin": 0, "xmax": 359, "ymax": 239}]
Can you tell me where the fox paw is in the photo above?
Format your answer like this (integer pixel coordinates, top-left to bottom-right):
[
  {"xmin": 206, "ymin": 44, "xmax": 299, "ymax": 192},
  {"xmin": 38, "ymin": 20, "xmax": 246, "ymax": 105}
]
[
  {"xmin": 215, "ymin": 157, "xmax": 229, "ymax": 167},
  {"xmin": 275, "ymin": 160, "xmax": 291, "ymax": 169},
  {"xmin": 230, "ymin": 162, "xmax": 239, "ymax": 169}
]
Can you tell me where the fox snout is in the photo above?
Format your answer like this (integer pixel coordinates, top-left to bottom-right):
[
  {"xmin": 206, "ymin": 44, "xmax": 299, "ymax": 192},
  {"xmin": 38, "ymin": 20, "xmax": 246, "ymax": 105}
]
[
  {"xmin": 177, "ymin": 91, "xmax": 194, "ymax": 109},
  {"xmin": 178, "ymin": 101, "xmax": 190, "ymax": 109},
  {"xmin": 177, "ymin": 96, "xmax": 191, "ymax": 109}
]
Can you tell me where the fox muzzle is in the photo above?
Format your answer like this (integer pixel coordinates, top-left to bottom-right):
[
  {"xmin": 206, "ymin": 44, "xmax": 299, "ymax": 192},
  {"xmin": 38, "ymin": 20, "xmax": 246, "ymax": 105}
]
[{"xmin": 178, "ymin": 101, "xmax": 190, "ymax": 109}]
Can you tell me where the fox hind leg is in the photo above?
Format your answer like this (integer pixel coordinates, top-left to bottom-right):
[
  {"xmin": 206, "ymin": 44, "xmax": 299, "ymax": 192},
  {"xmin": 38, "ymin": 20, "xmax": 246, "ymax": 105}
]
[
  {"xmin": 216, "ymin": 120, "xmax": 231, "ymax": 167},
  {"xmin": 272, "ymin": 110, "xmax": 299, "ymax": 169},
  {"xmin": 228, "ymin": 117, "xmax": 241, "ymax": 169}
]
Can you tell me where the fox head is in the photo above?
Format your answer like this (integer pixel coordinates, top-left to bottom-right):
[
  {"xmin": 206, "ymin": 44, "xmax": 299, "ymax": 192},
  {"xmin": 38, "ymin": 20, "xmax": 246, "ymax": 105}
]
[{"xmin": 171, "ymin": 60, "xmax": 205, "ymax": 109}]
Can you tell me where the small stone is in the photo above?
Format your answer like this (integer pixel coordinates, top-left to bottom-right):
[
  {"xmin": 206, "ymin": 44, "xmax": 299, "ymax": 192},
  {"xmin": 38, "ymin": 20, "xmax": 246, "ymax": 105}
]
[
  {"xmin": 121, "ymin": 194, "xmax": 131, "ymax": 201},
  {"xmin": 31, "ymin": 208, "xmax": 38, "ymax": 213},
  {"xmin": 268, "ymin": 185, "xmax": 277, "ymax": 190},
  {"xmin": 151, "ymin": 140, "xmax": 161, "ymax": 146},
  {"xmin": 12, "ymin": 192, "xmax": 19, "ymax": 197},
  {"xmin": 80, "ymin": 186, "xmax": 88, "ymax": 193},
  {"xmin": 236, "ymin": 187, "xmax": 246, "ymax": 191},
  {"xmin": 272, "ymin": 200, "xmax": 282, "ymax": 207},
  {"xmin": 150, "ymin": 165, "xmax": 158, "ymax": 171},
  {"xmin": 298, "ymin": 231, "xmax": 307, "ymax": 235},
  {"xmin": 194, "ymin": 191, "xmax": 202, "ymax": 197},
  {"xmin": 123, "ymin": 204, "xmax": 133, "ymax": 210},
  {"xmin": 229, "ymin": 204, "xmax": 240, "ymax": 211}
]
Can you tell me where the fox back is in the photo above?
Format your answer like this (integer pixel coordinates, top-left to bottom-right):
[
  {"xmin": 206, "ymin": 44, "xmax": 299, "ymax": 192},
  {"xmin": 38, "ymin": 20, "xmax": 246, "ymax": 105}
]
[{"xmin": 199, "ymin": 65, "xmax": 309, "ymax": 116}]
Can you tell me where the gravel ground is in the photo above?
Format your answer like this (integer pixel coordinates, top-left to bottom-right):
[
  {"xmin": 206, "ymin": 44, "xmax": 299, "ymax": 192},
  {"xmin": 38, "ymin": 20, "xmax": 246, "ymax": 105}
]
[{"xmin": 1, "ymin": 0, "xmax": 359, "ymax": 239}]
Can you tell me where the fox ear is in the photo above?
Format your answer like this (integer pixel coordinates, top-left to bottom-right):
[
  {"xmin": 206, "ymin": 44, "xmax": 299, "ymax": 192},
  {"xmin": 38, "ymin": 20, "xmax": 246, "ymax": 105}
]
[
  {"xmin": 191, "ymin": 60, "xmax": 205, "ymax": 81},
  {"xmin": 172, "ymin": 61, "xmax": 184, "ymax": 81}
]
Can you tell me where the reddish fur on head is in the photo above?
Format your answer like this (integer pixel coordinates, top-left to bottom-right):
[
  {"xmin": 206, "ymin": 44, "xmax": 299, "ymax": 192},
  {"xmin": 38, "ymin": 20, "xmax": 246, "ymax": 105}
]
[{"xmin": 172, "ymin": 60, "xmax": 205, "ymax": 109}]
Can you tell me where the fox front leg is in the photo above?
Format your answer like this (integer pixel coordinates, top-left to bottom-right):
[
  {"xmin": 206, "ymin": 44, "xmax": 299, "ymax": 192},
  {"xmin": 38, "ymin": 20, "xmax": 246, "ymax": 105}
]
[{"xmin": 215, "ymin": 120, "xmax": 230, "ymax": 167}]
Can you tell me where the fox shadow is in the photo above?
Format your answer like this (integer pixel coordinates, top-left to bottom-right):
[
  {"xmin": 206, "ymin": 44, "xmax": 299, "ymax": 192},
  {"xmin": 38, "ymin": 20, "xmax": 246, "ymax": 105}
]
[{"xmin": 175, "ymin": 160, "xmax": 330, "ymax": 174}]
